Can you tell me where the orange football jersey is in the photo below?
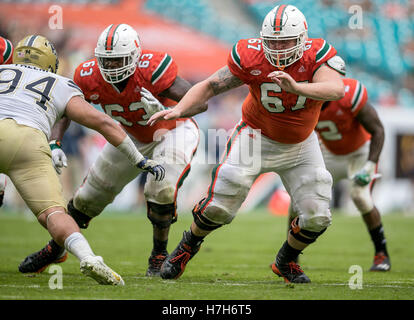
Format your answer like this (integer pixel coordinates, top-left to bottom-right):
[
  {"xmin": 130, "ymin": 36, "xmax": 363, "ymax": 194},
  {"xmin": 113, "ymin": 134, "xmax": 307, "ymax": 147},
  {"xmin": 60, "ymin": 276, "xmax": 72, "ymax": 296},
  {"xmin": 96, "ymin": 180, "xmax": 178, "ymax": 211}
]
[
  {"xmin": 73, "ymin": 50, "xmax": 181, "ymax": 143},
  {"xmin": 0, "ymin": 36, "xmax": 13, "ymax": 65},
  {"xmin": 228, "ymin": 37, "xmax": 337, "ymax": 144},
  {"xmin": 316, "ymin": 78, "xmax": 370, "ymax": 155}
]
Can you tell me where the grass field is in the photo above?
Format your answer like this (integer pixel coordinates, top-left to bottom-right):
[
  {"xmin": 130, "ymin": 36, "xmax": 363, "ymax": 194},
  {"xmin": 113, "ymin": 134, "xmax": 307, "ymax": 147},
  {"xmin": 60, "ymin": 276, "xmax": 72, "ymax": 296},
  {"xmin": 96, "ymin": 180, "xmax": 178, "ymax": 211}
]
[{"xmin": 0, "ymin": 208, "xmax": 413, "ymax": 300}]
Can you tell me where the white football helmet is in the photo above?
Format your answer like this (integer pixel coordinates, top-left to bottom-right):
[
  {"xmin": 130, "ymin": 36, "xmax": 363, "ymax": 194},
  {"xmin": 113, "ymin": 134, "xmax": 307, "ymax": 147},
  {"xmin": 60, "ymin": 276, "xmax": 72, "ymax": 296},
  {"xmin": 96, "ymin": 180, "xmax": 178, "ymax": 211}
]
[
  {"xmin": 260, "ymin": 5, "xmax": 308, "ymax": 68},
  {"xmin": 95, "ymin": 23, "xmax": 142, "ymax": 83}
]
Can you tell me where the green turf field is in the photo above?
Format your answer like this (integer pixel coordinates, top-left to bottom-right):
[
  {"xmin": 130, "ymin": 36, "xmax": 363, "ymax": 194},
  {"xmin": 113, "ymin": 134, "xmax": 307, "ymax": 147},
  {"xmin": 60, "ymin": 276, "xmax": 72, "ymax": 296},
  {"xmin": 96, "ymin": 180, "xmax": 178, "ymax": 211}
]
[{"xmin": 0, "ymin": 209, "xmax": 413, "ymax": 300}]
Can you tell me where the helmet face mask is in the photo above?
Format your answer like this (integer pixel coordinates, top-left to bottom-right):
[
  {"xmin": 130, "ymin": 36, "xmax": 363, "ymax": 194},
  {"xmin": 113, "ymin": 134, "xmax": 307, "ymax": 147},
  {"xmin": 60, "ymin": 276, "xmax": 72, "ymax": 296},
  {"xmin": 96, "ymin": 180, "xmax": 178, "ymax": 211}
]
[
  {"xmin": 96, "ymin": 54, "xmax": 136, "ymax": 83},
  {"xmin": 261, "ymin": 34, "xmax": 306, "ymax": 68},
  {"xmin": 95, "ymin": 24, "xmax": 141, "ymax": 84},
  {"xmin": 260, "ymin": 5, "xmax": 308, "ymax": 69},
  {"xmin": 13, "ymin": 35, "xmax": 59, "ymax": 73}
]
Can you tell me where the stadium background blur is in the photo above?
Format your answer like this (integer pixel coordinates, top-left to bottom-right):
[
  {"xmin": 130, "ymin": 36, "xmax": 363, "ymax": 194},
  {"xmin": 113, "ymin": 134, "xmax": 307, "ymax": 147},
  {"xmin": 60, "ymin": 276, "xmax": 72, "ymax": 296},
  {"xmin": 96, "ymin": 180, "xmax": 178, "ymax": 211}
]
[{"xmin": 0, "ymin": 0, "xmax": 414, "ymax": 217}]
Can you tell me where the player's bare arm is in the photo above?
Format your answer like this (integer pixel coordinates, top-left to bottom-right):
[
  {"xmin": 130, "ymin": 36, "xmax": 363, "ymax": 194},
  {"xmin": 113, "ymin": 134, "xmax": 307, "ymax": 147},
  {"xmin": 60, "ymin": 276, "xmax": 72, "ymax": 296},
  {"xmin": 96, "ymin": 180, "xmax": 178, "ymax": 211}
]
[
  {"xmin": 160, "ymin": 75, "xmax": 208, "ymax": 113},
  {"xmin": 148, "ymin": 66, "xmax": 243, "ymax": 125},
  {"xmin": 65, "ymin": 95, "xmax": 167, "ymax": 178},
  {"xmin": 208, "ymin": 66, "xmax": 244, "ymax": 96},
  {"xmin": 50, "ymin": 117, "xmax": 71, "ymax": 141},
  {"xmin": 159, "ymin": 76, "xmax": 190, "ymax": 100},
  {"xmin": 356, "ymin": 102, "xmax": 385, "ymax": 163},
  {"xmin": 268, "ymin": 65, "xmax": 344, "ymax": 101},
  {"xmin": 65, "ymin": 96, "xmax": 128, "ymax": 146}
]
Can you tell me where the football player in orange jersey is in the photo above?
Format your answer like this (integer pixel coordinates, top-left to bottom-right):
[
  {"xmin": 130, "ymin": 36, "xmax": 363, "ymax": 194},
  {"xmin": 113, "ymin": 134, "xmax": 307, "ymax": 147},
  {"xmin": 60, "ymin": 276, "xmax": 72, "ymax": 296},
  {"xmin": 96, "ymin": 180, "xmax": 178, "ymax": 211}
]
[
  {"xmin": 0, "ymin": 35, "xmax": 13, "ymax": 207},
  {"xmin": 149, "ymin": 5, "xmax": 345, "ymax": 283},
  {"xmin": 18, "ymin": 24, "xmax": 203, "ymax": 276},
  {"xmin": 310, "ymin": 56, "xmax": 390, "ymax": 271}
]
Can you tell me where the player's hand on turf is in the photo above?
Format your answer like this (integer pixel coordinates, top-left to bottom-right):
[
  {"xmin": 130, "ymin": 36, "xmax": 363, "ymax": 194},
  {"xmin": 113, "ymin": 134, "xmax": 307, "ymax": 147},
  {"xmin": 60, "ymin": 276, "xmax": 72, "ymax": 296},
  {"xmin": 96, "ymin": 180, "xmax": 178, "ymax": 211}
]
[
  {"xmin": 140, "ymin": 87, "xmax": 166, "ymax": 119},
  {"xmin": 136, "ymin": 157, "xmax": 165, "ymax": 181},
  {"xmin": 49, "ymin": 140, "xmax": 67, "ymax": 175},
  {"xmin": 147, "ymin": 108, "xmax": 180, "ymax": 127},
  {"xmin": 267, "ymin": 71, "xmax": 299, "ymax": 94},
  {"xmin": 352, "ymin": 161, "xmax": 377, "ymax": 186}
]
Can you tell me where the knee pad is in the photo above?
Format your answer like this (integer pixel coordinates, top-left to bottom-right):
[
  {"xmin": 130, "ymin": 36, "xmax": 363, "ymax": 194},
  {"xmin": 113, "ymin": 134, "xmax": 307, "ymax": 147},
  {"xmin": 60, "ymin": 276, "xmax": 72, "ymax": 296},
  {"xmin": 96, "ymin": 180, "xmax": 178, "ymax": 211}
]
[
  {"xmin": 147, "ymin": 201, "xmax": 177, "ymax": 229},
  {"xmin": 292, "ymin": 167, "xmax": 332, "ymax": 232},
  {"xmin": 68, "ymin": 199, "xmax": 93, "ymax": 229},
  {"xmin": 350, "ymin": 184, "xmax": 374, "ymax": 214},
  {"xmin": 191, "ymin": 199, "xmax": 226, "ymax": 231},
  {"xmin": 299, "ymin": 206, "xmax": 332, "ymax": 232},
  {"xmin": 295, "ymin": 167, "xmax": 333, "ymax": 200},
  {"xmin": 289, "ymin": 216, "xmax": 328, "ymax": 244},
  {"xmin": 74, "ymin": 170, "xmax": 117, "ymax": 217},
  {"xmin": 145, "ymin": 185, "xmax": 175, "ymax": 204}
]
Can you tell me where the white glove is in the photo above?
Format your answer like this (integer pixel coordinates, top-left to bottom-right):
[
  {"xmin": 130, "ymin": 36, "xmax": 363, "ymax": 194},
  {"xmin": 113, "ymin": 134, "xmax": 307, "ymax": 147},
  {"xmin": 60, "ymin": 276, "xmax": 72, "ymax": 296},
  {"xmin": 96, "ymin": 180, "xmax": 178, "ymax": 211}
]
[
  {"xmin": 49, "ymin": 140, "xmax": 67, "ymax": 175},
  {"xmin": 140, "ymin": 87, "xmax": 166, "ymax": 117},
  {"xmin": 352, "ymin": 161, "xmax": 377, "ymax": 186}
]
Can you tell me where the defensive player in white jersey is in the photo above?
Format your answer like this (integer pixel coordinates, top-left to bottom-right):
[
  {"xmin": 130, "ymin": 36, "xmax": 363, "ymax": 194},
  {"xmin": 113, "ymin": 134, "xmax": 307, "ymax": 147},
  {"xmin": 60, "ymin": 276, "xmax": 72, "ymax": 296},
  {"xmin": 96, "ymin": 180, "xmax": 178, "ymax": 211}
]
[
  {"xmin": 0, "ymin": 35, "xmax": 165, "ymax": 285},
  {"xmin": 0, "ymin": 35, "xmax": 13, "ymax": 207}
]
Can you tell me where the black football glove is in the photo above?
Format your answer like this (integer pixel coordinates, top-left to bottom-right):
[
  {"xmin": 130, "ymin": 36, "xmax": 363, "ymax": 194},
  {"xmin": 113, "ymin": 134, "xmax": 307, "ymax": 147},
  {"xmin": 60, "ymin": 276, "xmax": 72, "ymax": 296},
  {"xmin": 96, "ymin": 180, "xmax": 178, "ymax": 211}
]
[{"xmin": 136, "ymin": 157, "xmax": 165, "ymax": 181}]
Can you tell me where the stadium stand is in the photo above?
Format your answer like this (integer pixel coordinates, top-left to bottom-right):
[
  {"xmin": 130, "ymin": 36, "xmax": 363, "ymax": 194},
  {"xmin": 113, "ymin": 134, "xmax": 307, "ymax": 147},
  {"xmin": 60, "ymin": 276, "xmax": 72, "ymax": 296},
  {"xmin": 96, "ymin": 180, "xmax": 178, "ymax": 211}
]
[{"xmin": 144, "ymin": 0, "xmax": 414, "ymax": 108}]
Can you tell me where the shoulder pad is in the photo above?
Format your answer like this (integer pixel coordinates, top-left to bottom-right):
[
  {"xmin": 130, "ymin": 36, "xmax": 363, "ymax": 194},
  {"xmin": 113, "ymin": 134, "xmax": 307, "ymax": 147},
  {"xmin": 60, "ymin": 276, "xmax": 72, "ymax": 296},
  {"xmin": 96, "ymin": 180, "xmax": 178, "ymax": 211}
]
[
  {"xmin": 139, "ymin": 50, "xmax": 174, "ymax": 85},
  {"xmin": 326, "ymin": 56, "xmax": 346, "ymax": 76},
  {"xmin": 233, "ymin": 38, "xmax": 264, "ymax": 69},
  {"xmin": 73, "ymin": 59, "xmax": 100, "ymax": 96}
]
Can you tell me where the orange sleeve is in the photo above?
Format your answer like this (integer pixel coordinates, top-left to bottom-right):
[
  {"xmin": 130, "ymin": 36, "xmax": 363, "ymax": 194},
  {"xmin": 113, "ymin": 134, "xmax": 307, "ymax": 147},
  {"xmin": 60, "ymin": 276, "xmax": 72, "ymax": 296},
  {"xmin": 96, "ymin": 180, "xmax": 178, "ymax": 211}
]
[
  {"xmin": 348, "ymin": 79, "xmax": 368, "ymax": 116},
  {"xmin": 227, "ymin": 40, "xmax": 251, "ymax": 83},
  {"xmin": 311, "ymin": 39, "xmax": 338, "ymax": 75},
  {"xmin": 73, "ymin": 60, "xmax": 95, "ymax": 103},
  {"xmin": 141, "ymin": 51, "xmax": 178, "ymax": 96}
]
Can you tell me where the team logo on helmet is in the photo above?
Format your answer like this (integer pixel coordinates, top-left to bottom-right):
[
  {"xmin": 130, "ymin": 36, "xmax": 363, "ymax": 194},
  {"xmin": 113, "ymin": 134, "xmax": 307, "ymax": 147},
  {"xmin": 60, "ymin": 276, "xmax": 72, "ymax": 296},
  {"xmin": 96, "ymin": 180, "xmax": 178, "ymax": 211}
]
[
  {"xmin": 260, "ymin": 5, "xmax": 308, "ymax": 69},
  {"xmin": 13, "ymin": 35, "xmax": 59, "ymax": 73}
]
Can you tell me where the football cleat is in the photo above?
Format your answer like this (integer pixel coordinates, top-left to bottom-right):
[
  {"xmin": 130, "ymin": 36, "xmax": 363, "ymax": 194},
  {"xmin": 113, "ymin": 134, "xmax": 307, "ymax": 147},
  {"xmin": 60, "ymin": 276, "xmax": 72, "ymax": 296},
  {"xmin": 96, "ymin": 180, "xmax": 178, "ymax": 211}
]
[
  {"xmin": 145, "ymin": 250, "xmax": 168, "ymax": 277},
  {"xmin": 370, "ymin": 252, "xmax": 391, "ymax": 272},
  {"xmin": 18, "ymin": 239, "xmax": 67, "ymax": 273},
  {"xmin": 271, "ymin": 261, "xmax": 311, "ymax": 283},
  {"xmin": 80, "ymin": 255, "xmax": 124, "ymax": 286},
  {"xmin": 160, "ymin": 231, "xmax": 202, "ymax": 280}
]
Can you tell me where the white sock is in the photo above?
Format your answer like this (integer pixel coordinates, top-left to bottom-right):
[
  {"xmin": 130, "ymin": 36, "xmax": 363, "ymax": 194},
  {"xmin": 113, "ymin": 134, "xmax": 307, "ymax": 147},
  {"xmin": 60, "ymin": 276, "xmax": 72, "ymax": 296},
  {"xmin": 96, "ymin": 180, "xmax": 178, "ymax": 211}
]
[{"xmin": 64, "ymin": 232, "xmax": 95, "ymax": 261}]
